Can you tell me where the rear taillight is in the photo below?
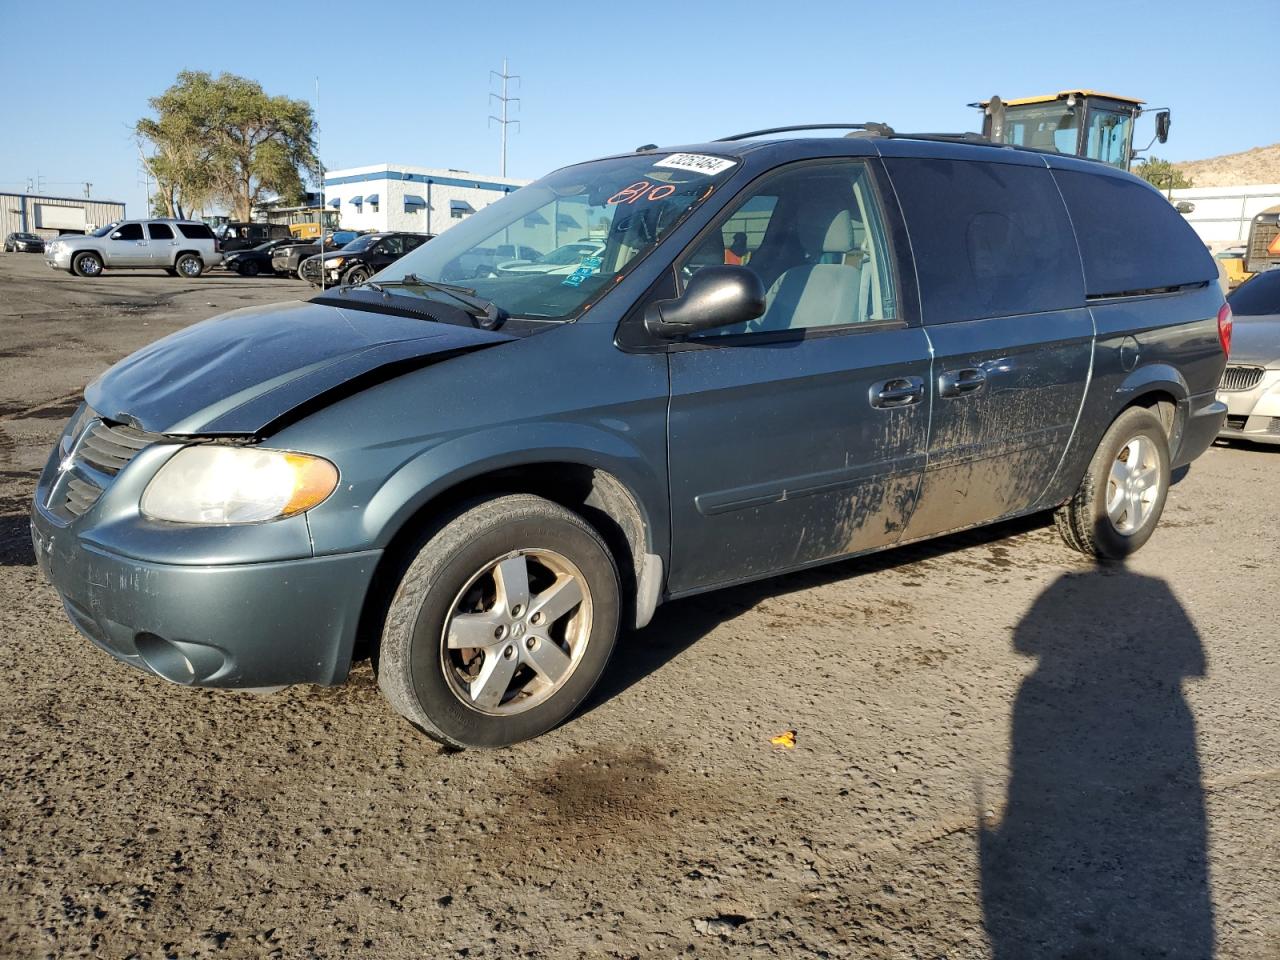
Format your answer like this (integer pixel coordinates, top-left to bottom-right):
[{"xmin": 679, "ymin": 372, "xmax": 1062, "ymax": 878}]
[
  {"xmin": 1217, "ymin": 302, "xmax": 1233, "ymax": 357},
  {"xmin": 214, "ymin": 239, "xmax": 221, "ymax": 252}
]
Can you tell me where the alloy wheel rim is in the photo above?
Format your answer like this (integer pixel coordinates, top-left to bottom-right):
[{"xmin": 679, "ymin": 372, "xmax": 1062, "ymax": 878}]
[
  {"xmin": 180, "ymin": 258, "xmax": 199, "ymax": 276},
  {"xmin": 1105, "ymin": 435, "xmax": 1161, "ymax": 535},
  {"xmin": 440, "ymin": 549, "xmax": 592, "ymax": 716},
  {"xmin": 82, "ymin": 256, "xmax": 101, "ymax": 275}
]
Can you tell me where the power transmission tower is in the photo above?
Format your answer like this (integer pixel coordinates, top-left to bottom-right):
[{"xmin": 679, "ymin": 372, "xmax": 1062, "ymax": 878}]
[{"xmin": 489, "ymin": 59, "xmax": 520, "ymax": 177}]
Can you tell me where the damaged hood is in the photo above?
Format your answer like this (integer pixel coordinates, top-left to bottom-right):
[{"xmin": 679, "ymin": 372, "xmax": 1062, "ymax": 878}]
[{"xmin": 85, "ymin": 299, "xmax": 513, "ymax": 435}]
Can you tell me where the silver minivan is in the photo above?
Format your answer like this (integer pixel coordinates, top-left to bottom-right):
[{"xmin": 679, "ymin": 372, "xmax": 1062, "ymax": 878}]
[{"xmin": 45, "ymin": 219, "xmax": 222, "ymax": 278}]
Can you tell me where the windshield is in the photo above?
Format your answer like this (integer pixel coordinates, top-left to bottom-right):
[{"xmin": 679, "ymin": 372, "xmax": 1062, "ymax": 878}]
[
  {"xmin": 373, "ymin": 152, "xmax": 740, "ymax": 319},
  {"xmin": 340, "ymin": 234, "xmax": 379, "ymax": 253},
  {"xmin": 90, "ymin": 222, "xmax": 120, "ymax": 238}
]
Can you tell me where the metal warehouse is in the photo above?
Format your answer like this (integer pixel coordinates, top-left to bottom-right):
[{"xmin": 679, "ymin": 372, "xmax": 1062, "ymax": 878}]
[
  {"xmin": 1, "ymin": 192, "xmax": 126, "ymax": 239},
  {"xmin": 322, "ymin": 164, "xmax": 528, "ymax": 235}
]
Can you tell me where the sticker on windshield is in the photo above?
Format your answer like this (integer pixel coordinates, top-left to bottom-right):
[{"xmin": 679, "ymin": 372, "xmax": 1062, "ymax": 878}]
[{"xmin": 653, "ymin": 153, "xmax": 737, "ymax": 176}]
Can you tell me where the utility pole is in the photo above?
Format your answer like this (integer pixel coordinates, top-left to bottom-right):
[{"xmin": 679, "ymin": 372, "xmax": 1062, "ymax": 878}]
[
  {"xmin": 489, "ymin": 59, "xmax": 520, "ymax": 177},
  {"xmin": 83, "ymin": 182, "xmax": 92, "ymax": 199},
  {"xmin": 316, "ymin": 75, "xmax": 325, "ymax": 292}
]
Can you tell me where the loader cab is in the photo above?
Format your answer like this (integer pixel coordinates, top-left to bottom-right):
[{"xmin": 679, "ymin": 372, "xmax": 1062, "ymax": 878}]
[{"xmin": 974, "ymin": 90, "xmax": 1165, "ymax": 170}]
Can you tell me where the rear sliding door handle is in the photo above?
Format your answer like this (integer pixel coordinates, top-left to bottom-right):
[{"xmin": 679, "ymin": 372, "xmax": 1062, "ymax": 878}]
[
  {"xmin": 938, "ymin": 367, "xmax": 987, "ymax": 398},
  {"xmin": 870, "ymin": 376, "xmax": 925, "ymax": 409}
]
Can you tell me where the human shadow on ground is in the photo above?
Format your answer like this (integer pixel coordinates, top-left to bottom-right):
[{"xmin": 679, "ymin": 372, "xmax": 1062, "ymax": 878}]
[{"xmin": 980, "ymin": 560, "xmax": 1215, "ymax": 959}]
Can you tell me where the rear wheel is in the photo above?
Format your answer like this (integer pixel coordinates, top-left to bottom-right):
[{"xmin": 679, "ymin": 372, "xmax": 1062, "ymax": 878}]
[
  {"xmin": 377, "ymin": 494, "xmax": 620, "ymax": 748},
  {"xmin": 71, "ymin": 251, "xmax": 103, "ymax": 277},
  {"xmin": 175, "ymin": 253, "xmax": 204, "ymax": 278},
  {"xmin": 1055, "ymin": 406, "xmax": 1171, "ymax": 560}
]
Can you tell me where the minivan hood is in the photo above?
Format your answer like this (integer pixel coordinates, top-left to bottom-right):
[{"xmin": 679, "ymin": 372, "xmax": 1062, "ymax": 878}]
[
  {"xmin": 85, "ymin": 299, "xmax": 514, "ymax": 436},
  {"xmin": 1229, "ymin": 316, "xmax": 1280, "ymax": 369}
]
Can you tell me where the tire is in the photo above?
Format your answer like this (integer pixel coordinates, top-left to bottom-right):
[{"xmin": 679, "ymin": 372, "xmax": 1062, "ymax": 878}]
[
  {"xmin": 164, "ymin": 268, "xmax": 179, "ymax": 277},
  {"xmin": 237, "ymin": 260, "xmax": 261, "ymax": 277},
  {"xmin": 175, "ymin": 253, "xmax": 203, "ymax": 278},
  {"xmin": 71, "ymin": 251, "xmax": 103, "ymax": 278},
  {"xmin": 1055, "ymin": 406, "xmax": 1171, "ymax": 561},
  {"xmin": 377, "ymin": 494, "xmax": 621, "ymax": 749},
  {"xmin": 343, "ymin": 266, "xmax": 370, "ymax": 286}
]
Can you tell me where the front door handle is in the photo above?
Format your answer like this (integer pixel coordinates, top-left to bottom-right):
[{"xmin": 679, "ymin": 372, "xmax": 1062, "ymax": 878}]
[
  {"xmin": 870, "ymin": 376, "xmax": 925, "ymax": 409},
  {"xmin": 938, "ymin": 367, "xmax": 987, "ymax": 398}
]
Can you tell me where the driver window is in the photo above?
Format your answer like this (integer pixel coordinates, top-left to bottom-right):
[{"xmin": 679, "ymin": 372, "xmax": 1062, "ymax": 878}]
[
  {"xmin": 379, "ymin": 236, "xmax": 404, "ymax": 256},
  {"xmin": 113, "ymin": 223, "xmax": 144, "ymax": 241},
  {"xmin": 681, "ymin": 160, "xmax": 897, "ymax": 337}
]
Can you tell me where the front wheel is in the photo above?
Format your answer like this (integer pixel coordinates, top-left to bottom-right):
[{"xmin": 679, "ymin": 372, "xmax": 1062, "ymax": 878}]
[
  {"xmin": 342, "ymin": 266, "xmax": 370, "ymax": 286},
  {"xmin": 377, "ymin": 494, "xmax": 620, "ymax": 748},
  {"xmin": 1055, "ymin": 406, "xmax": 1171, "ymax": 560},
  {"xmin": 175, "ymin": 253, "xmax": 204, "ymax": 278},
  {"xmin": 237, "ymin": 260, "xmax": 261, "ymax": 277},
  {"xmin": 71, "ymin": 251, "xmax": 103, "ymax": 277}
]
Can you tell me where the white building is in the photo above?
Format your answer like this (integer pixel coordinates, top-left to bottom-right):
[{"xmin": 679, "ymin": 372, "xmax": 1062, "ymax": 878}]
[
  {"xmin": 1164, "ymin": 183, "xmax": 1280, "ymax": 250},
  {"xmin": 321, "ymin": 164, "xmax": 529, "ymax": 236}
]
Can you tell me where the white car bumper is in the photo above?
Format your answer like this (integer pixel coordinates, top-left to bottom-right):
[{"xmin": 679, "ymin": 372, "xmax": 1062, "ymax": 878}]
[{"xmin": 1218, "ymin": 367, "xmax": 1280, "ymax": 444}]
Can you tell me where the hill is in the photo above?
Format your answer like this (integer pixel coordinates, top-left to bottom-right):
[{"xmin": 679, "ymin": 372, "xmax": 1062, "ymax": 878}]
[{"xmin": 1174, "ymin": 144, "xmax": 1280, "ymax": 187}]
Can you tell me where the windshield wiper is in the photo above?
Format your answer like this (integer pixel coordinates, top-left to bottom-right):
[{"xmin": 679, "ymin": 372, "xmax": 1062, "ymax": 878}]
[{"xmin": 347, "ymin": 273, "xmax": 508, "ymax": 329}]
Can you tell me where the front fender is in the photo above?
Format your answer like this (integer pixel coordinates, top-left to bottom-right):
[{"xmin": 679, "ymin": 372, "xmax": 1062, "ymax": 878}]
[{"xmin": 358, "ymin": 420, "xmax": 667, "ymax": 558}]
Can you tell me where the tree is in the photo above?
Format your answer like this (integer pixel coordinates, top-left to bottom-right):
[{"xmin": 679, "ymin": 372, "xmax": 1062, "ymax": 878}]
[
  {"xmin": 1133, "ymin": 157, "xmax": 1193, "ymax": 192},
  {"xmin": 136, "ymin": 72, "xmax": 318, "ymax": 221}
]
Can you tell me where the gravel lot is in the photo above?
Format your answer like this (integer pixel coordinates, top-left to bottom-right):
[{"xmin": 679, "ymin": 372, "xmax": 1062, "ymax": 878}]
[{"xmin": 1, "ymin": 252, "xmax": 1277, "ymax": 959}]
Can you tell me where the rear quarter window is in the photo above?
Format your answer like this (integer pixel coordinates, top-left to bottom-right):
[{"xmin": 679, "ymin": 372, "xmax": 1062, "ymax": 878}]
[
  {"xmin": 177, "ymin": 223, "xmax": 215, "ymax": 240},
  {"xmin": 1052, "ymin": 170, "xmax": 1217, "ymax": 296},
  {"xmin": 886, "ymin": 158, "xmax": 1084, "ymax": 323}
]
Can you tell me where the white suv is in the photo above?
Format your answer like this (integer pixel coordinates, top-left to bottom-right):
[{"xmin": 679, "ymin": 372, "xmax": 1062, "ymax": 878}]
[{"xmin": 45, "ymin": 219, "xmax": 223, "ymax": 278}]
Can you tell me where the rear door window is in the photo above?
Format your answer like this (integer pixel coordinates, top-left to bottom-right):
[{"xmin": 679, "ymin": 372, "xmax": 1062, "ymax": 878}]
[
  {"xmin": 1053, "ymin": 169, "xmax": 1218, "ymax": 296},
  {"xmin": 885, "ymin": 158, "xmax": 1084, "ymax": 323},
  {"xmin": 147, "ymin": 223, "xmax": 174, "ymax": 240}
]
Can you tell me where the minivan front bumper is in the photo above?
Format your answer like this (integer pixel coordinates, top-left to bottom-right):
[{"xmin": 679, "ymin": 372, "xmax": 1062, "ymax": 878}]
[{"xmin": 30, "ymin": 506, "xmax": 380, "ymax": 688}]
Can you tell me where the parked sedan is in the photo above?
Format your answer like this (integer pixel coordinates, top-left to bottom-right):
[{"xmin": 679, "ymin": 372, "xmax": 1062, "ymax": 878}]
[
  {"xmin": 4, "ymin": 232, "xmax": 46, "ymax": 253},
  {"xmin": 1218, "ymin": 269, "xmax": 1280, "ymax": 445},
  {"xmin": 222, "ymin": 237, "xmax": 302, "ymax": 277}
]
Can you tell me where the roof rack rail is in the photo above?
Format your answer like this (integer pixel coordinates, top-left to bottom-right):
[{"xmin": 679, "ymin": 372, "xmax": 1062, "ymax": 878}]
[
  {"xmin": 890, "ymin": 131, "xmax": 1006, "ymax": 146},
  {"xmin": 716, "ymin": 123, "xmax": 896, "ymax": 141}
]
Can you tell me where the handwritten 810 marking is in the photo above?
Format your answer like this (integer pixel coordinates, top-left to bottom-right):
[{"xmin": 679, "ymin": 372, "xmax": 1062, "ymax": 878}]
[{"xmin": 606, "ymin": 181, "xmax": 677, "ymax": 205}]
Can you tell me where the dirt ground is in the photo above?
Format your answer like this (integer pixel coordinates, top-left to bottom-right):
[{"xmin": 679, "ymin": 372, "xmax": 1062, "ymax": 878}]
[{"xmin": 0, "ymin": 252, "xmax": 1277, "ymax": 960}]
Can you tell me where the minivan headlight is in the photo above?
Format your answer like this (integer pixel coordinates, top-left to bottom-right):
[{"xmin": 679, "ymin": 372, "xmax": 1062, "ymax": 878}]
[{"xmin": 141, "ymin": 446, "xmax": 338, "ymax": 524}]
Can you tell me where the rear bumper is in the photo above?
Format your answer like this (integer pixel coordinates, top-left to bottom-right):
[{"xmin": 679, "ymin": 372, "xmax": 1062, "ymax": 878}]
[
  {"xmin": 1173, "ymin": 392, "xmax": 1227, "ymax": 468},
  {"xmin": 31, "ymin": 506, "xmax": 380, "ymax": 688}
]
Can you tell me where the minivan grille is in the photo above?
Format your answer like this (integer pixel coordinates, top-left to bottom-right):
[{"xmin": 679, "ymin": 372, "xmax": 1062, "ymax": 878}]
[
  {"xmin": 56, "ymin": 418, "xmax": 159, "ymax": 519},
  {"xmin": 1220, "ymin": 365, "xmax": 1264, "ymax": 392}
]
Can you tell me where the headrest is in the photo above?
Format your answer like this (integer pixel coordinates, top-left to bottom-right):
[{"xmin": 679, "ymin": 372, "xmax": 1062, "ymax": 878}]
[{"xmin": 820, "ymin": 210, "xmax": 856, "ymax": 254}]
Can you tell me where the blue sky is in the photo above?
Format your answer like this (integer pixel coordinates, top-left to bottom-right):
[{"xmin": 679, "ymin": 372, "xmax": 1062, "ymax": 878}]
[{"xmin": 2, "ymin": 0, "xmax": 1276, "ymax": 216}]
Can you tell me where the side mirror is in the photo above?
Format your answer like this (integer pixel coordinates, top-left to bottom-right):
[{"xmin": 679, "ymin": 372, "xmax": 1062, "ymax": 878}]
[
  {"xmin": 645, "ymin": 265, "xmax": 766, "ymax": 338},
  {"xmin": 1175, "ymin": 200, "xmax": 1195, "ymax": 215},
  {"xmin": 111, "ymin": 231, "xmax": 124, "ymax": 240},
  {"xmin": 1155, "ymin": 110, "xmax": 1171, "ymax": 144}
]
